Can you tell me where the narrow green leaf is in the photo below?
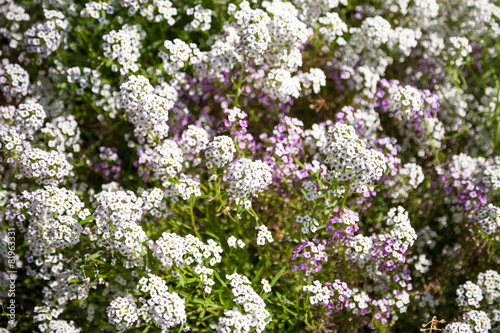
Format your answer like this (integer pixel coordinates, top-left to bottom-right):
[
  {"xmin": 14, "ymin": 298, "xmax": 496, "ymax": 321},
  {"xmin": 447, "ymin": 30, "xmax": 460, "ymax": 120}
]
[{"xmin": 270, "ymin": 266, "xmax": 286, "ymax": 287}]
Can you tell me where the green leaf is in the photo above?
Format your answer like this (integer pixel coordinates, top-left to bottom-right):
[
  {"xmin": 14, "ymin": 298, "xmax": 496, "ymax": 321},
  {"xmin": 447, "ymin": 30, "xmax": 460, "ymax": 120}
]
[
  {"xmin": 79, "ymin": 215, "xmax": 93, "ymax": 225},
  {"xmin": 270, "ymin": 266, "xmax": 286, "ymax": 287}
]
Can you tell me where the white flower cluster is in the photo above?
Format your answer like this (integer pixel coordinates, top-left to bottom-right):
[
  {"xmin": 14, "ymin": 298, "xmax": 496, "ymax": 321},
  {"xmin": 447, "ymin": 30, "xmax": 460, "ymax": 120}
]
[
  {"xmin": 390, "ymin": 163, "xmax": 425, "ymax": 199},
  {"xmin": 38, "ymin": 320, "xmax": 81, "ymax": 333},
  {"xmin": 7, "ymin": 186, "xmax": 89, "ymax": 256},
  {"xmin": 360, "ymin": 16, "xmax": 392, "ymax": 46},
  {"xmin": 107, "ymin": 296, "xmax": 140, "ymax": 332},
  {"xmin": 483, "ymin": 157, "xmax": 500, "ymax": 191},
  {"xmin": 119, "ymin": 75, "xmax": 173, "ymax": 143},
  {"xmin": 0, "ymin": 124, "xmax": 27, "ymax": 156},
  {"xmin": 348, "ymin": 234, "xmax": 373, "ymax": 263},
  {"xmin": 0, "ymin": 59, "xmax": 30, "ymax": 103},
  {"xmin": 324, "ymin": 123, "xmax": 387, "ymax": 192},
  {"xmin": 380, "ymin": 80, "xmax": 424, "ymax": 118},
  {"xmin": 298, "ymin": 68, "xmax": 327, "ymax": 95},
  {"xmin": 168, "ymin": 174, "xmax": 202, "ymax": 201},
  {"xmin": 295, "ymin": 214, "xmax": 320, "ymax": 234},
  {"xmin": 444, "ymin": 322, "xmax": 473, "ymax": 333},
  {"xmin": 152, "ymin": 232, "xmax": 223, "ymax": 270},
  {"xmin": 228, "ymin": 2, "xmax": 271, "ymax": 64},
  {"xmin": 463, "ymin": 310, "xmax": 491, "ymax": 333},
  {"xmin": 390, "ymin": 27, "xmax": 420, "ymax": 56},
  {"xmin": 66, "ymin": 67, "xmax": 102, "ymax": 95},
  {"xmin": 261, "ymin": 279, "xmax": 272, "ymax": 293},
  {"xmin": 91, "ymin": 190, "xmax": 148, "ymax": 267},
  {"xmin": 140, "ymin": 187, "xmax": 170, "ymax": 220},
  {"xmin": 386, "ymin": 206, "xmax": 417, "ymax": 251},
  {"xmin": 160, "ymin": 39, "xmax": 201, "ymax": 76},
  {"xmin": 41, "ymin": 115, "xmax": 81, "ymax": 155},
  {"xmin": 227, "ymin": 235, "xmax": 246, "ymax": 249},
  {"xmin": 212, "ymin": 273, "xmax": 270, "ymax": 333},
  {"xmin": 263, "ymin": 68, "xmax": 301, "ymax": 102},
  {"xmin": 476, "ymin": 204, "xmax": 500, "ymax": 235},
  {"xmin": 18, "ymin": 148, "xmax": 72, "ymax": 185},
  {"xmin": 186, "ymin": 5, "xmax": 212, "ymax": 31},
  {"xmin": 318, "ymin": 12, "xmax": 348, "ymax": 43},
  {"xmin": 457, "ymin": 281, "xmax": 484, "ymax": 309},
  {"xmin": 448, "ymin": 37, "xmax": 472, "ymax": 67},
  {"xmin": 256, "ymin": 225, "xmax": 274, "ymax": 245},
  {"xmin": 23, "ymin": 10, "xmax": 69, "ymax": 61},
  {"xmin": 303, "ymin": 279, "xmax": 352, "ymax": 306},
  {"xmin": 103, "ymin": 24, "xmax": 145, "ymax": 75},
  {"xmin": 205, "ymin": 136, "xmax": 236, "ymax": 169},
  {"xmin": 136, "ymin": 274, "xmax": 187, "ymax": 330},
  {"xmin": 120, "ymin": 0, "xmax": 177, "ymax": 24},
  {"xmin": 181, "ymin": 125, "xmax": 209, "ymax": 155},
  {"xmin": 80, "ymin": 1, "xmax": 114, "ymax": 22},
  {"xmin": 150, "ymin": 140, "xmax": 184, "ymax": 181},
  {"xmin": 226, "ymin": 158, "xmax": 273, "ymax": 209},
  {"xmin": 477, "ymin": 270, "xmax": 500, "ymax": 304},
  {"xmin": 13, "ymin": 102, "xmax": 46, "ymax": 136}
]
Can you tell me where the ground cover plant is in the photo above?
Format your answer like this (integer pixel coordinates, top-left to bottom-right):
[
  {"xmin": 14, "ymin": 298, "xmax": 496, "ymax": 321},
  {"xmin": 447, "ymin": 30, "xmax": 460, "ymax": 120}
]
[{"xmin": 0, "ymin": 0, "xmax": 499, "ymax": 332}]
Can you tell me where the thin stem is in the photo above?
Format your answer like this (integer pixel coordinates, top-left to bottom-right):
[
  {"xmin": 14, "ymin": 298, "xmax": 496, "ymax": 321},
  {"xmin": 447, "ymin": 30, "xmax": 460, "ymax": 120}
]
[
  {"xmin": 233, "ymin": 65, "xmax": 246, "ymax": 107},
  {"xmin": 190, "ymin": 197, "xmax": 202, "ymax": 240},
  {"xmin": 186, "ymin": 306, "xmax": 224, "ymax": 316}
]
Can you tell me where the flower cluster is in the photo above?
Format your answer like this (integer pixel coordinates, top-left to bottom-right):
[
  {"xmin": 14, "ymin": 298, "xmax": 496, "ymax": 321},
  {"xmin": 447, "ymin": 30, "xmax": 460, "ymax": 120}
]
[
  {"xmin": 103, "ymin": 24, "xmax": 145, "ymax": 74},
  {"xmin": 226, "ymin": 158, "xmax": 273, "ymax": 209},
  {"xmin": 119, "ymin": 75, "xmax": 173, "ymax": 143},
  {"xmin": 0, "ymin": 59, "xmax": 30, "ymax": 103},
  {"xmin": 205, "ymin": 135, "xmax": 236, "ymax": 169},
  {"xmin": 136, "ymin": 274, "xmax": 187, "ymax": 330},
  {"xmin": 324, "ymin": 123, "xmax": 387, "ymax": 192},
  {"xmin": 212, "ymin": 273, "xmax": 271, "ymax": 333}
]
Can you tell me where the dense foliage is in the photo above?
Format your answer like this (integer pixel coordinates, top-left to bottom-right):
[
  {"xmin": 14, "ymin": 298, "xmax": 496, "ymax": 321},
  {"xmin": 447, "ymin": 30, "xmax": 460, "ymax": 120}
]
[{"xmin": 0, "ymin": 0, "xmax": 499, "ymax": 332}]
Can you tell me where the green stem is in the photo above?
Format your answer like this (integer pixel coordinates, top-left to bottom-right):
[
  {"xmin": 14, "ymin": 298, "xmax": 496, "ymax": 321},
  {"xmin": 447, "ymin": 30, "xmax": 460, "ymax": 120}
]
[
  {"xmin": 233, "ymin": 65, "xmax": 246, "ymax": 107},
  {"xmin": 189, "ymin": 197, "xmax": 202, "ymax": 240},
  {"xmin": 186, "ymin": 306, "xmax": 224, "ymax": 316}
]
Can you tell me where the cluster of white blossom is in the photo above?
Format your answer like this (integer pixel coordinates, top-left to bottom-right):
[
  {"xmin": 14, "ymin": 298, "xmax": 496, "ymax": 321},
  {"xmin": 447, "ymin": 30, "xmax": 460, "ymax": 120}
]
[
  {"xmin": 477, "ymin": 270, "xmax": 500, "ymax": 305},
  {"xmin": 476, "ymin": 204, "xmax": 500, "ymax": 235},
  {"xmin": 463, "ymin": 310, "xmax": 491, "ymax": 333},
  {"xmin": 106, "ymin": 296, "xmax": 140, "ymax": 332},
  {"xmin": 7, "ymin": 185, "xmax": 89, "ymax": 256},
  {"xmin": 447, "ymin": 36, "xmax": 472, "ymax": 66},
  {"xmin": 0, "ymin": 59, "xmax": 30, "ymax": 103},
  {"xmin": 324, "ymin": 123, "xmax": 387, "ymax": 192},
  {"xmin": 348, "ymin": 234, "xmax": 373, "ymax": 264},
  {"xmin": 11, "ymin": 102, "xmax": 45, "ymax": 137},
  {"xmin": 119, "ymin": 75, "xmax": 174, "ymax": 143},
  {"xmin": 152, "ymin": 232, "xmax": 223, "ymax": 270},
  {"xmin": 227, "ymin": 235, "xmax": 246, "ymax": 249},
  {"xmin": 136, "ymin": 274, "xmax": 187, "ymax": 330},
  {"xmin": 303, "ymin": 279, "xmax": 352, "ymax": 307},
  {"xmin": 386, "ymin": 206, "xmax": 417, "ymax": 251},
  {"xmin": 226, "ymin": 158, "xmax": 273, "ymax": 209},
  {"xmin": 181, "ymin": 125, "xmax": 209, "ymax": 155},
  {"xmin": 66, "ymin": 67, "xmax": 102, "ymax": 95},
  {"xmin": 23, "ymin": 10, "xmax": 68, "ymax": 62},
  {"xmin": 160, "ymin": 38, "xmax": 201, "ymax": 77},
  {"xmin": 185, "ymin": 5, "xmax": 212, "ymax": 31},
  {"xmin": 80, "ymin": 1, "xmax": 114, "ymax": 22},
  {"xmin": 40, "ymin": 115, "xmax": 81, "ymax": 155},
  {"xmin": 457, "ymin": 281, "xmax": 484, "ymax": 309},
  {"xmin": 256, "ymin": 225, "xmax": 274, "ymax": 245},
  {"xmin": 103, "ymin": 24, "xmax": 145, "ymax": 74},
  {"xmin": 90, "ymin": 189, "xmax": 148, "ymax": 267},
  {"xmin": 17, "ymin": 148, "xmax": 73, "ymax": 185},
  {"xmin": 120, "ymin": 0, "xmax": 177, "ymax": 24},
  {"xmin": 444, "ymin": 322, "xmax": 473, "ymax": 333},
  {"xmin": 318, "ymin": 12, "xmax": 348, "ymax": 43},
  {"xmin": 205, "ymin": 135, "xmax": 236, "ymax": 169},
  {"xmin": 38, "ymin": 320, "xmax": 81, "ymax": 333},
  {"xmin": 212, "ymin": 273, "xmax": 270, "ymax": 333}
]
